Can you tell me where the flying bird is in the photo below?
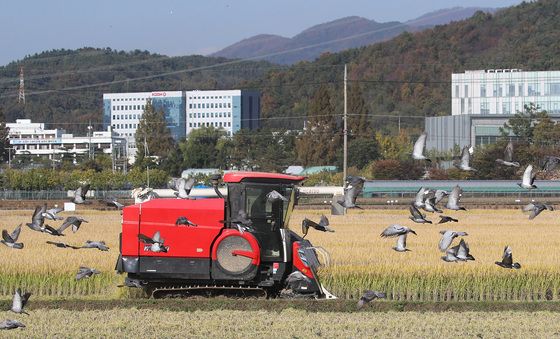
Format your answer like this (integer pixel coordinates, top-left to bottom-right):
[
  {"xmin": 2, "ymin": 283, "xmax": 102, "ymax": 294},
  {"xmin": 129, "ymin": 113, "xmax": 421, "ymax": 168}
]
[
  {"xmin": 26, "ymin": 205, "xmax": 47, "ymax": 233},
  {"xmin": 100, "ymin": 196, "xmax": 124, "ymax": 210},
  {"xmin": 72, "ymin": 184, "xmax": 90, "ymax": 204},
  {"xmin": 422, "ymin": 196, "xmax": 443, "ymax": 213},
  {"xmin": 266, "ymin": 190, "xmax": 288, "ymax": 203},
  {"xmin": 442, "ymin": 239, "xmax": 474, "ymax": 262},
  {"xmin": 495, "ymin": 141, "xmax": 520, "ymax": 167},
  {"xmin": 337, "ymin": 176, "xmax": 365, "ymax": 209},
  {"xmin": 82, "ymin": 240, "xmax": 109, "ymax": 251},
  {"xmin": 522, "ymin": 202, "xmax": 553, "ymax": 220},
  {"xmin": 46, "ymin": 241, "xmax": 81, "ymax": 249},
  {"xmin": 380, "ymin": 224, "xmax": 416, "ymax": 252},
  {"xmin": 1, "ymin": 224, "xmax": 23, "ymax": 249},
  {"xmin": 542, "ymin": 155, "xmax": 560, "ymax": 171},
  {"xmin": 357, "ymin": 290, "xmax": 386, "ymax": 309},
  {"xmin": 76, "ymin": 266, "xmax": 101, "ymax": 280},
  {"xmin": 438, "ymin": 230, "xmax": 468, "ymax": 252},
  {"xmin": 409, "ymin": 205, "xmax": 432, "ymax": 224},
  {"xmin": 131, "ymin": 187, "xmax": 160, "ymax": 203},
  {"xmin": 437, "ymin": 215, "xmax": 458, "ymax": 224},
  {"xmin": 10, "ymin": 288, "xmax": 31, "ymax": 315},
  {"xmin": 57, "ymin": 216, "xmax": 89, "ymax": 234},
  {"xmin": 301, "ymin": 215, "xmax": 334, "ymax": 237},
  {"xmin": 413, "ymin": 187, "xmax": 428, "ymax": 208},
  {"xmin": 446, "ymin": 185, "xmax": 466, "ymax": 211},
  {"xmin": 138, "ymin": 231, "xmax": 168, "ymax": 253},
  {"xmin": 175, "ymin": 216, "xmax": 197, "ymax": 227},
  {"xmin": 518, "ymin": 165, "xmax": 537, "ymax": 189},
  {"xmin": 412, "ymin": 133, "xmax": 431, "ymax": 162},
  {"xmin": 454, "ymin": 146, "xmax": 476, "ymax": 171},
  {"xmin": 495, "ymin": 246, "xmax": 521, "ymax": 269},
  {"xmin": 0, "ymin": 319, "xmax": 25, "ymax": 330},
  {"xmin": 168, "ymin": 177, "xmax": 195, "ymax": 199},
  {"xmin": 42, "ymin": 205, "xmax": 64, "ymax": 220}
]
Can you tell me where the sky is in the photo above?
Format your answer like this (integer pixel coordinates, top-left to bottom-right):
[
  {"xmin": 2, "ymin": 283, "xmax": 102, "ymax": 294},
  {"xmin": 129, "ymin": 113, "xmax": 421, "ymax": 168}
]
[{"xmin": 0, "ymin": 0, "xmax": 524, "ymax": 66}]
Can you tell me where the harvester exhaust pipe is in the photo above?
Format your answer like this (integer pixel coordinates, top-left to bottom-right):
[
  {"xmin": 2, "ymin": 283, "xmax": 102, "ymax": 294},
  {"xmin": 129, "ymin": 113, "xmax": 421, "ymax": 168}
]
[{"xmin": 211, "ymin": 174, "xmax": 224, "ymax": 199}]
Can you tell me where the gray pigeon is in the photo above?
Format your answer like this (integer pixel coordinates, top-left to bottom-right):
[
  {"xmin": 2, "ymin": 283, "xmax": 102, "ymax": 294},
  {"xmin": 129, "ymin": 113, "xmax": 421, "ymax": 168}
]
[
  {"xmin": 0, "ymin": 319, "xmax": 25, "ymax": 330},
  {"xmin": 230, "ymin": 210, "xmax": 253, "ymax": 227},
  {"xmin": 26, "ymin": 205, "xmax": 47, "ymax": 233},
  {"xmin": 176, "ymin": 216, "xmax": 197, "ymax": 227},
  {"xmin": 496, "ymin": 141, "xmax": 520, "ymax": 167},
  {"xmin": 266, "ymin": 190, "xmax": 288, "ymax": 203},
  {"xmin": 438, "ymin": 230, "xmax": 468, "ymax": 252},
  {"xmin": 46, "ymin": 241, "xmax": 81, "ymax": 249},
  {"xmin": 57, "ymin": 216, "xmax": 89, "ymax": 234},
  {"xmin": 76, "ymin": 266, "xmax": 101, "ymax": 280},
  {"xmin": 1, "ymin": 224, "xmax": 23, "ymax": 249},
  {"xmin": 138, "ymin": 231, "xmax": 168, "ymax": 253},
  {"xmin": 169, "ymin": 177, "xmax": 195, "ymax": 199},
  {"xmin": 518, "ymin": 165, "xmax": 537, "ymax": 189},
  {"xmin": 357, "ymin": 290, "xmax": 386, "ymax": 309},
  {"xmin": 448, "ymin": 239, "xmax": 475, "ymax": 261},
  {"xmin": 446, "ymin": 185, "xmax": 466, "ymax": 211},
  {"xmin": 82, "ymin": 240, "xmax": 109, "ymax": 251},
  {"xmin": 422, "ymin": 196, "xmax": 443, "ymax": 213},
  {"xmin": 301, "ymin": 215, "xmax": 333, "ymax": 237},
  {"xmin": 522, "ymin": 202, "xmax": 553, "ymax": 220},
  {"xmin": 10, "ymin": 288, "xmax": 31, "ymax": 315},
  {"xmin": 454, "ymin": 146, "xmax": 476, "ymax": 171},
  {"xmin": 380, "ymin": 225, "xmax": 416, "ymax": 252},
  {"xmin": 412, "ymin": 133, "xmax": 431, "ymax": 162},
  {"xmin": 413, "ymin": 187, "xmax": 428, "ymax": 208},
  {"xmin": 72, "ymin": 184, "xmax": 90, "ymax": 204},
  {"xmin": 495, "ymin": 246, "xmax": 521, "ymax": 269},
  {"xmin": 542, "ymin": 155, "xmax": 560, "ymax": 171},
  {"xmin": 42, "ymin": 205, "xmax": 64, "ymax": 220},
  {"xmin": 409, "ymin": 205, "xmax": 432, "ymax": 224},
  {"xmin": 100, "ymin": 197, "xmax": 124, "ymax": 210},
  {"xmin": 437, "ymin": 215, "xmax": 458, "ymax": 224},
  {"xmin": 337, "ymin": 176, "xmax": 365, "ymax": 209}
]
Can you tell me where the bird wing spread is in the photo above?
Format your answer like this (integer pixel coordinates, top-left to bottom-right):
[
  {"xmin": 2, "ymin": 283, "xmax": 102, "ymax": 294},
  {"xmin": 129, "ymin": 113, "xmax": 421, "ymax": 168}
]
[{"xmin": 412, "ymin": 133, "xmax": 427, "ymax": 157}]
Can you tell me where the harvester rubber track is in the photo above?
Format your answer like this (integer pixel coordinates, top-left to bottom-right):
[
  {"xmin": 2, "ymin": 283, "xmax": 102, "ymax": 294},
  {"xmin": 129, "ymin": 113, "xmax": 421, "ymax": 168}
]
[{"xmin": 150, "ymin": 284, "xmax": 268, "ymax": 299}]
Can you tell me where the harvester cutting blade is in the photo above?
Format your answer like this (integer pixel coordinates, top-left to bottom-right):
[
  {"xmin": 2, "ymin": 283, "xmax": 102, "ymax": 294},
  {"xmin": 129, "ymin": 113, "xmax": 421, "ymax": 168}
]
[{"xmin": 317, "ymin": 284, "xmax": 337, "ymax": 300}]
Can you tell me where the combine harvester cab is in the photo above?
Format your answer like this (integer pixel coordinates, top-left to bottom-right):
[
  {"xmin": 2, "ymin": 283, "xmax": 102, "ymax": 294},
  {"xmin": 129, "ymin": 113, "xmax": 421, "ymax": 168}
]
[{"xmin": 116, "ymin": 171, "xmax": 335, "ymax": 299}]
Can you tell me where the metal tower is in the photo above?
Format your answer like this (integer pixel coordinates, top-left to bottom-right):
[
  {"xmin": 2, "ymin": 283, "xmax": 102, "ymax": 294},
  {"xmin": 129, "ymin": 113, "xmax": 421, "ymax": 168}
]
[{"xmin": 18, "ymin": 66, "xmax": 25, "ymax": 105}]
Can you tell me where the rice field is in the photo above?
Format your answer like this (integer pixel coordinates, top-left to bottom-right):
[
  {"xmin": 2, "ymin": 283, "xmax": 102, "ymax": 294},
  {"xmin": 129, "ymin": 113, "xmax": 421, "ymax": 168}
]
[
  {"xmin": 0, "ymin": 207, "xmax": 559, "ymax": 301},
  {"xmin": 2, "ymin": 308, "xmax": 560, "ymax": 338}
]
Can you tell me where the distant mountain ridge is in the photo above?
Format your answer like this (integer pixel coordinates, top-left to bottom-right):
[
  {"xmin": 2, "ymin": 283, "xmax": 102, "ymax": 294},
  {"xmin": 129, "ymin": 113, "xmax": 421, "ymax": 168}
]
[{"xmin": 211, "ymin": 7, "xmax": 497, "ymax": 64}]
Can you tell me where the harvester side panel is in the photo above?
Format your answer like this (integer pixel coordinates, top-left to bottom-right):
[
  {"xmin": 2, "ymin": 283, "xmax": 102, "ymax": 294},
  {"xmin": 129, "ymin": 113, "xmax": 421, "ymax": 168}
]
[
  {"xmin": 136, "ymin": 198, "xmax": 225, "ymax": 258},
  {"xmin": 121, "ymin": 205, "xmax": 141, "ymax": 257}
]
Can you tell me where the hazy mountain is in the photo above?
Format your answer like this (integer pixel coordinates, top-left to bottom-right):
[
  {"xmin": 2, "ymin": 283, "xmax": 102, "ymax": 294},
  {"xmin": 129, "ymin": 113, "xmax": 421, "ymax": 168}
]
[{"xmin": 212, "ymin": 7, "xmax": 497, "ymax": 64}]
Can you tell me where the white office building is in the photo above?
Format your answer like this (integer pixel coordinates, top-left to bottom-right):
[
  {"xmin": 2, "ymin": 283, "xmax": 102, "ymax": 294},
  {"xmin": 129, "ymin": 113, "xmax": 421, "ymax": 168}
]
[
  {"xmin": 7, "ymin": 119, "xmax": 125, "ymax": 163},
  {"xmin": 186, "ymin": 90, "xmax": 260, "ymax": 136},
  {"xmin": 426, "ymin": 69, "xmax": 560, "ymax": 152},
  {"xmin": 452, "ymin": 69, "xmax": 560, "ymax": 115},
  {"xmin": 103, "ymin": 91, "xmax": 185, "ymax": 161}
]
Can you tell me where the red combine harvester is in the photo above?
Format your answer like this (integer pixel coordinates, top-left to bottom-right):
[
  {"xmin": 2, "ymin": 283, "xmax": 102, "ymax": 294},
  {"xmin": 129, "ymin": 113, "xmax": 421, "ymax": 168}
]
[{"xmin": 116, "ymin": 172, "xmax": 336, "ymax": 299}]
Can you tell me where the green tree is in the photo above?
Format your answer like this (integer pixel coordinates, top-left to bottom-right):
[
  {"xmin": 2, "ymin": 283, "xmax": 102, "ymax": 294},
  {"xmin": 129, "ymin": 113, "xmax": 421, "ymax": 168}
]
[
  {"xmin": 296, "ymin": 85, "xmax": 341, "ymax": 166},
  {"xmin": 348, "ymin": 83, "xmax": 369, "ymax": 138},
  {"xmin": 0, "ymin": 108, "xmax": 9, "ymax": 163},
  {"xmin": 344, "ymin": 137, "xmax": 380, "ymax": 169},
  {"xmin": 180, "ymin": 127, "xmax": 229, "ymax": 169},
  {"xmin": 500, "ymin": 103, "xmax": 545, "ymax": 143},
  {"xmin": 135, "ymin": 99, "xmax": 175, "ymax": 166}
]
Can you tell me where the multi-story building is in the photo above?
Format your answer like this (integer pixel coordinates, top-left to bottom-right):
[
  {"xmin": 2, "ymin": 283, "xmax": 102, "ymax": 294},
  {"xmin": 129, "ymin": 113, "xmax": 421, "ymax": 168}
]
[
  {"xmin": 102, "ymin": 91, "xmax": 186, "ymax": 159},
  {"xmin": 185, "ymin": 90, "xmax": 260, "ymax": 136},
  {"xmin": 6, "ymin": 119, "xmax": 126, "ymax": 166},
  {"xmin": 103, "ymin": 89, "xmax": 260, "ymax": 162},
  {"xmin": 426, "ymin": 69, "xmax": 560, "ymax": 152}
]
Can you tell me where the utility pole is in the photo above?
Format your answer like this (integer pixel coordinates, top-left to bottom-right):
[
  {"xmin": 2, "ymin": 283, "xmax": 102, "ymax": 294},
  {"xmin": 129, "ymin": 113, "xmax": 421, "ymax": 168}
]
[{"xmin": 343, "ymin": 64, "xmax": 348, "ymax": 184}]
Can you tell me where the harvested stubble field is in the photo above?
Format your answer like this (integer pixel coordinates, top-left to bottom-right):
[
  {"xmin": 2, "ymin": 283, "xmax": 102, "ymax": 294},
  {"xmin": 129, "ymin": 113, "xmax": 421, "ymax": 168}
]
[
  {"xmin": 0, "ymin": 207, "xmax": 559, "ymax": 302},
  {"xmin": 3, "ymin": 308, "xmax": 560, "ymax": 338}
]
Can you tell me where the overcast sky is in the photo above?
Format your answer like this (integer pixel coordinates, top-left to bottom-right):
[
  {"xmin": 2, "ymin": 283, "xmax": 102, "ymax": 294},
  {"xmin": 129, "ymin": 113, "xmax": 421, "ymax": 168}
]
[{"xmin": 0, "ymin": 0, "xmax": 523, "ymax": 66}]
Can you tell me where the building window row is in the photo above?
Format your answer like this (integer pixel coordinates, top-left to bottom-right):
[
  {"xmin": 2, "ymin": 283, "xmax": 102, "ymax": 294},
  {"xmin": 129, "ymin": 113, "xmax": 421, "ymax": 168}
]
[
  {"xmin": 188, "ymin": 102, "xmax": 232, "ymax": 109},
  {"xmin": 456, "ymin": 82, "xmax": 560, "ymax": 98},
  {"xmin": 112, "ymin": 98, "xmax": 148, "ymax": 102},
  {"xmin": 112, "ymin": 123, "xmax": 138, "ymax": 129},
  {"xmin": 189, "ymin": 122, "xmax": 231, "ymax": 128},
  {"xmin": 188, "ymin": 112, "xmax": 232, "ymax": 119},
  {"xmin": 113, "ymin": 105, "xmax": 145, "ymax": 111},
  {"xmin": 113, "ymin": 114, "xmax": 141, "ymax": 120},
  {"xmin": 188, "ymin": 95, "xmax": 232, "ymax": 100}
]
